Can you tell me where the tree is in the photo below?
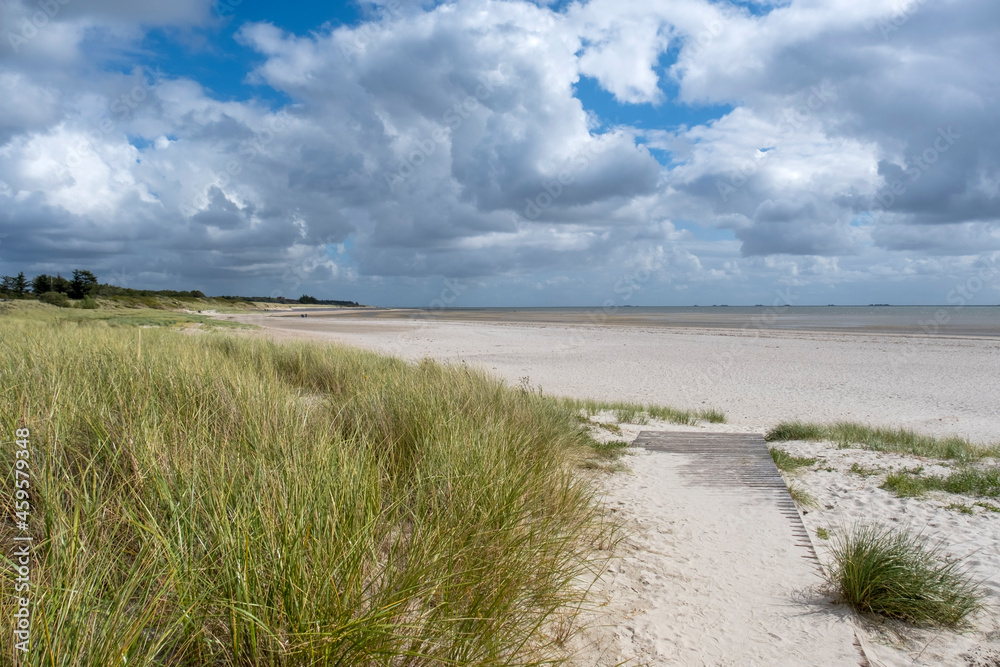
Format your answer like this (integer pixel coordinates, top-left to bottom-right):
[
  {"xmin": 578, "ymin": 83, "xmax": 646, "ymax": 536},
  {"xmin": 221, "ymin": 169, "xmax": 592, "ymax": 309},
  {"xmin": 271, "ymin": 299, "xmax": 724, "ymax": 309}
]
[
  {"xmin": 0, "ymin": 276, "xmax": 15, "ymax": 295},
  {"xmin": 299, "ymin": 294, "xmax": 319, "ymax": 304},
  {"xmin": 32, "ymin": 274, "xmax": 53, "ymax": 295},
  {"xmin": 14, "ymin": 272, "xmax": 26, "ymax": 297},
  {"xmin": 51, "ymin": 275, "xmax": 71, "ymax": 294},
  {"xmin": 69, "ymin": 269, "xmax": 98, "ymax": 299}
]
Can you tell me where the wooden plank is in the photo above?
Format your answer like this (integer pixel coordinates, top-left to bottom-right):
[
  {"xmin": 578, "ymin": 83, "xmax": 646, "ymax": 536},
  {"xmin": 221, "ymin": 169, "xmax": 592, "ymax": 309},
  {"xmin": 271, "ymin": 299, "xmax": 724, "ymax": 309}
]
[{"xmin": 632, "ymin": 431, "xmax": 818, "ymax": 563}]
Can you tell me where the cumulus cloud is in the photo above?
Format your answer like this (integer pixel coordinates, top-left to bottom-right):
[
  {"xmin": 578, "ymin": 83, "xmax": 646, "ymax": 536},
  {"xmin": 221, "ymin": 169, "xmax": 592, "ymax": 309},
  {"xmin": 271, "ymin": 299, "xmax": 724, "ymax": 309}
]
[{"xmin": 0, "ymin": 0, "xmax": 998, "ymax": 303}]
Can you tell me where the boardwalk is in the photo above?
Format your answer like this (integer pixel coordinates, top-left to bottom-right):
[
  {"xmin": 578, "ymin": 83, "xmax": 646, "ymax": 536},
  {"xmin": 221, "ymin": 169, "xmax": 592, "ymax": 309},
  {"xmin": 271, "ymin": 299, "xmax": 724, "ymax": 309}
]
[{"xmin": 578, "ymin": 430, "xmax": 865, "ymax": 666}]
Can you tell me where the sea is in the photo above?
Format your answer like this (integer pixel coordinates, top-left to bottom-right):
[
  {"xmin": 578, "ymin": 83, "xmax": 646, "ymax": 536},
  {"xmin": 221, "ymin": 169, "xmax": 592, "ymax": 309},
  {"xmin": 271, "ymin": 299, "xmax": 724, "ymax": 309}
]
[{"xmin": 295, "ymin": 305, "xmax": 1000, "ymax": 338}]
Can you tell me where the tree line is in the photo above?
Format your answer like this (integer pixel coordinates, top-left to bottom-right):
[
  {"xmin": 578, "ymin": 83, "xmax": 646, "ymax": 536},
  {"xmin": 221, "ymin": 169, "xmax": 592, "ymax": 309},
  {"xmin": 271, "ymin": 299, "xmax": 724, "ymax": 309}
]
[{"xmin": 0, "ymin": 269, "xmax": 359, "ymax": 306}]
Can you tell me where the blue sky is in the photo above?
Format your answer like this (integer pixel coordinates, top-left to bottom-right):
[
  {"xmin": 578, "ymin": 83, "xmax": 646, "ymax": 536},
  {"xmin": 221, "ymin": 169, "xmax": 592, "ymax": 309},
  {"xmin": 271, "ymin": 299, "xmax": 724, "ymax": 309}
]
[{"xmin": 1, "ymin": 0, "xmax": 999, "ymax": 306}]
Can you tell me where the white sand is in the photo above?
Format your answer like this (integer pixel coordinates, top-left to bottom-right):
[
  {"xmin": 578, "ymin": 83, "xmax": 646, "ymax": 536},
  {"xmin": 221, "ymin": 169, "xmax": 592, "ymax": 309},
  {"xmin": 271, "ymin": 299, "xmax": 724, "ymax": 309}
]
[
  {"xmin": 225, "ymin": 313, "xmax": 1000, "ymax": 665},
  {"xmin": 227, "ymin": 314, "xmax": 1000, "ymax": 443},
  {"xmin": 567, "ymin": 426, "xmax": 863, "ymax": 666}
]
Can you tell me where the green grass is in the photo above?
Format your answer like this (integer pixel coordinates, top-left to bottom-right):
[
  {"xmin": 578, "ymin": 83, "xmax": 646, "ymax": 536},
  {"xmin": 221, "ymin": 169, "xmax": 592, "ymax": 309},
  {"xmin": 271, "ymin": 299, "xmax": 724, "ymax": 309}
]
[
  {"xmin": 0, "ymin": 299, "xmax": 247, "ymax": 329},
  {"xmin": 769, "ymin": 447, "xmax": 817, "ymax": 472},
  {"xmin": 766, "ymin": 420, "xmax": 1000, "ymax": 462},
  {"xmin": 816, "ymin": 527, "xmax": 830, "ymax": 540},
  {"xmin": 788, "ymin": 484, "xmax": 817, "ymax": 508},
  {"xmin": 559, "ymin": 398, "xmax": 726, "ymax": 426},
  {"xmin": 882, "ymin": 467, "xmax": 1000, "ymax": 499},
  {"xmin": 828, "ymin": 524, "xmax": 984, "ymax": 627},
  {"xmin": 0, "ymin": 310, "xmax": 611, "ymax": 665},
  {"xmin": 974, "ymin": 501, "xmax": 1000, "ymax": 513}
]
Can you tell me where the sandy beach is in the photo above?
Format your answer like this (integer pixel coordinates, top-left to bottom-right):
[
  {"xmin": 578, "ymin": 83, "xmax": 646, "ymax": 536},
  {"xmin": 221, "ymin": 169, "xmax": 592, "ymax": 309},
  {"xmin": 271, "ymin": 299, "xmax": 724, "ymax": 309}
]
[
  {"xmin": 224, "ymin": 310, "xmax": 1000, "ymax": 665},
  {"xmin": 228, "ymin": 310, "xmax": 1000, "ymax": 443}
]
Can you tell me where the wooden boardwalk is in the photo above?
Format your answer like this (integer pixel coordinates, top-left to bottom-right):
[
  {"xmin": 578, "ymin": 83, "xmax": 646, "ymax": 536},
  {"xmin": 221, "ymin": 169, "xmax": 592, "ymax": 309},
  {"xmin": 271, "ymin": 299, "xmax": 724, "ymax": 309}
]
[
  {"xmin": 632, "ymin": 431, "xmax": 817, "ymax": 559},
  {"xmin": 588, "ymin": 430, "xmax": 866, "ymax": 664}
]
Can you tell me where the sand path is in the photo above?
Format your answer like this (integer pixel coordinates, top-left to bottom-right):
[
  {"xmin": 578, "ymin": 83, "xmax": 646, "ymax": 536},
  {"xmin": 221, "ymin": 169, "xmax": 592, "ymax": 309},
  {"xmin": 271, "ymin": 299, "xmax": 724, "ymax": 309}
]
[{"xmin": 570, "ymin": 431, "xmax": 863, "ymax": 666}]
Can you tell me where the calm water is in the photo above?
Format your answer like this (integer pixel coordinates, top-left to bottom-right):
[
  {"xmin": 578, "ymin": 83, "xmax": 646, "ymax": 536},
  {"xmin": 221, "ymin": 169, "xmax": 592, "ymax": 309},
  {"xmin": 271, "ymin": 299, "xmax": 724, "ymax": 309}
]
[{"xmin": 297, "ymin": 305, "xmax": 1000, "ymax": 338}]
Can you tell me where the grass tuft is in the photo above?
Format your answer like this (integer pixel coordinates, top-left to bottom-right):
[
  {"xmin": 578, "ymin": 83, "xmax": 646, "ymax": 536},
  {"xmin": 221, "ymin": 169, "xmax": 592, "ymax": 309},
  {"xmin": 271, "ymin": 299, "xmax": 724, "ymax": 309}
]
[
  {"xmin": 766, "ymin": 420, "xmax": 1000, "ymax": 462},
  {"xmin": 787, "ymin": 484, "xmax": 818, "ymax": 508},
  {"xmin": 769, "ymin": 447, "xmax": 817, "ymax": 472},
  {"xmin": 828, "ymin": 524, "xmax": 984, "ymax": 627}
]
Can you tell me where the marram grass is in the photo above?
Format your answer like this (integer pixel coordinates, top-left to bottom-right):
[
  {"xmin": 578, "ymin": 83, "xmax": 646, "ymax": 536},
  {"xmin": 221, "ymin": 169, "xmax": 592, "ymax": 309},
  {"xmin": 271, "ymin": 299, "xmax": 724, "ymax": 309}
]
[
  {"xmin": 0, "ymin": 312, "xmax": 612, "ymax": 665},
  {"xmin": 766, "ymin": 420, "xmax": 1000, "ymax": 462},
  {"xmin": 828, "ymin": 524, "xmax": 984, "ymax": 627}
]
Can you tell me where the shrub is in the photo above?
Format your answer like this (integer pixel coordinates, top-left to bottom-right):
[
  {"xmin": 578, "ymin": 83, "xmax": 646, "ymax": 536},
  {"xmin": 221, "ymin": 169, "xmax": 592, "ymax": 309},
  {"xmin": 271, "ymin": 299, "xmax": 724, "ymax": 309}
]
[
  {"xmin": 78, "ymin": 295, "xmax": 99, "ymax": 309},
  {"xmin": 39, "ymin": 291, "xmax": 71, "ymax": 308},
  {"xmin": 828, "ymin": 524, "xmax": 984, "ymax": 627}
]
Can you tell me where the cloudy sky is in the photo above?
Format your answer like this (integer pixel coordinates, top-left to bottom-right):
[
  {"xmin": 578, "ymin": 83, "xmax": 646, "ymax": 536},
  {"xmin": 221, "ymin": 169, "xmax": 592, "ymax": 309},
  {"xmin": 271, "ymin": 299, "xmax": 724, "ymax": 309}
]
[{"xmin": 1, "ymin": 0, "xmax": 998, "ymax": 306}]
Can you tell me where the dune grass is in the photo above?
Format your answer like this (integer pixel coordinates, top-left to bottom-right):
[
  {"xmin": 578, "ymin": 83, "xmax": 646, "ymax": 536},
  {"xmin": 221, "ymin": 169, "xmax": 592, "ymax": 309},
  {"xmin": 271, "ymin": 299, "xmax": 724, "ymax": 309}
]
[
  {"xmin": 882, "ymin": 467, "xmax": 1000, "ymax": 498},
  {"xmin": 0, "ymin": 298, "xmax": 247, "ymax": 329},
  {"xmin": 768, "ymin": 447, "xmax": 817, "ymax": 472},
  {"xmin": 765, "ymin": 421, "xmax": 1000, "ymax": 462},
  {"xmin": 559, "ymin": 397, "xmax": 725, "ymax": 426},
  {"xmin": 828, "ymin": 524, "xmax": 984, "ymax": 627},
  {"xmin": 0, "ymin": 309, "xmax": 611, "ymax": 665}
]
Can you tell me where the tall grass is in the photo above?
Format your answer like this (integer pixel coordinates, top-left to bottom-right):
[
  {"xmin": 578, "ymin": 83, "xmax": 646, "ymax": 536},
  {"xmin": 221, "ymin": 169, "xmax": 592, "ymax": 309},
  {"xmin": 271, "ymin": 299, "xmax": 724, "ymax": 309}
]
[
  {"xmin": 0, "ymin": 313, "xmax": 610, "ymax": 665},
  {"xmin": 766, "ymin": 421, "xmax": 1000, "ymax": 462},
  {"xmin": 558, "ymin": 398, "xmax": 725, "ymax": 426},
  {"xmin": 828, "ymin": 524, "xmax": 984, "ymax": 627}
]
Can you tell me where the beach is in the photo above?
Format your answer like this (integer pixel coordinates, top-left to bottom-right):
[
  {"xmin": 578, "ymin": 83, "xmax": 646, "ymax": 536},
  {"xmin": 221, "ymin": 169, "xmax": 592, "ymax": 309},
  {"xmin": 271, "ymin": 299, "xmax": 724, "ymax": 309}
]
[
  {"xmin": 229, "ymin": 309, "xmax": 1000, "ymax": 443},
  {"xmin": 225, "ymin": 309, "xmax": 1000, "ymax": 665}
]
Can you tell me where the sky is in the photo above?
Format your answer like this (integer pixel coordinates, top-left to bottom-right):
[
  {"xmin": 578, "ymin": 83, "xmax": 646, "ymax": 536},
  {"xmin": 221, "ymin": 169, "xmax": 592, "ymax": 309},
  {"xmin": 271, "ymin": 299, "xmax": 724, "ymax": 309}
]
[{"xmin": 1, "ymin": 0, "xmax": 999, "ymax": 307}]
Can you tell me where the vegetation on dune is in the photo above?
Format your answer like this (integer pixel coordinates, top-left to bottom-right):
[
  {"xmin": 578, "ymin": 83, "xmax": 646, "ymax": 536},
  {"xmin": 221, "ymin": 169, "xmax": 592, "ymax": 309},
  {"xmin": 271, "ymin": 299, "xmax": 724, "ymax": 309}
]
[
  {"xmin": 0, "ymin": 267, "xmax": 360, "ymax": 309},
  {"xmin": 882, "ymin": 467, "xmax": 1000, "ymax": 499},
  {"xmin": 0, "ymin": 309, "xmax": 612, "ymax": 665},
  {"xmin": 828, "ymin": 524, "xmax": 984, "ymax": 627},
  {"xmin": 559, "ymin": 397, "xmax": 726, "ymax": 426},
  {"xmin": 768, "ymin": 447, "xmax": 817, "ymax": 472},
  {"xmin": 766, "ymin": 420, "xmax": 1000, "ymax": 462}
]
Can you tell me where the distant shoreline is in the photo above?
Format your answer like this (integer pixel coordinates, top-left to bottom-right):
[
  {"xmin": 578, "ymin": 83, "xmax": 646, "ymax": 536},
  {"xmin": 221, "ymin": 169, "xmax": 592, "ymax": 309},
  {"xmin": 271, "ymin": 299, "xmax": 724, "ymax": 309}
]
[{"xmin": 263, "ymin": 304, "xmax": 1000, "ymax": 338}]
